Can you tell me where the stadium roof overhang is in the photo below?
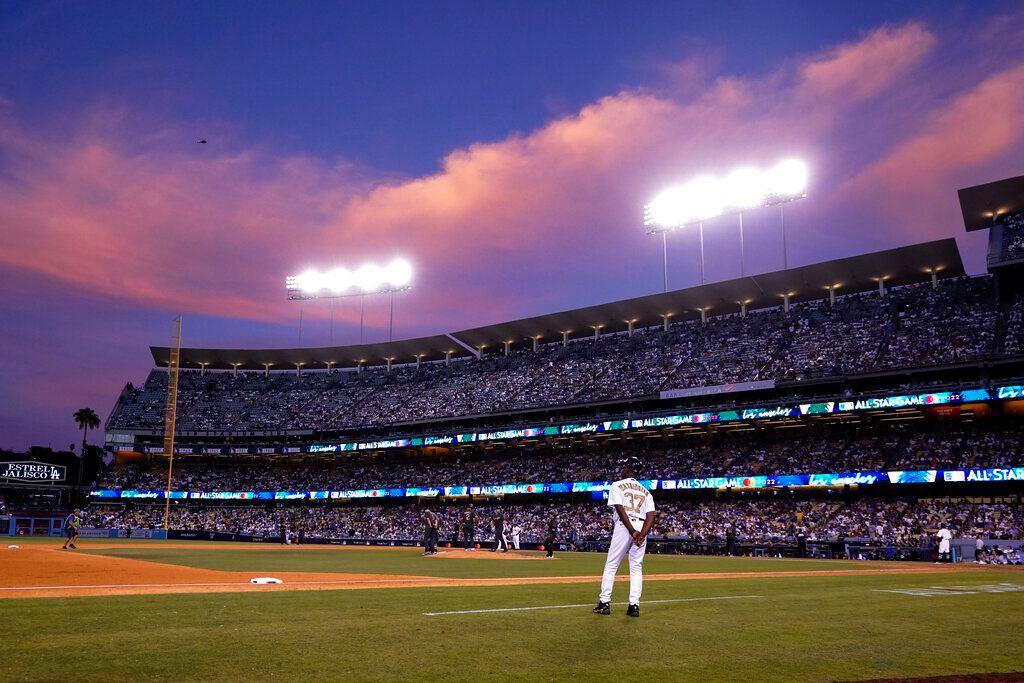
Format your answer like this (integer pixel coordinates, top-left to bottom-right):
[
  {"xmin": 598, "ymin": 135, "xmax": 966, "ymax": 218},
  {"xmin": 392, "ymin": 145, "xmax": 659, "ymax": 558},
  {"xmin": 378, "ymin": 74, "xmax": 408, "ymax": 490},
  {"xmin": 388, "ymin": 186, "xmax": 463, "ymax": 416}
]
[
  {"xmin": 958, "ymin": 175, "xmax": 1024, "ymax": 231},
  {"xmin": 152, "ymin": 239, "xmax": 964, "ymax": 371}
]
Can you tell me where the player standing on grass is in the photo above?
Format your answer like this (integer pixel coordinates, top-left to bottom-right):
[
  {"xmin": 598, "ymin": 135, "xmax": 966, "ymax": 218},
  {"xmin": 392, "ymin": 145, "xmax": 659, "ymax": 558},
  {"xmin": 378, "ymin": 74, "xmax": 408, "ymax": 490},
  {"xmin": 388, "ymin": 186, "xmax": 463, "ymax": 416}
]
[
  {"xmin": 594, "ymin": 457, "xmax": 655, "ymax": 618},
  {"xmin": 61, "ymin": 508, "xmax": 82, "ymax": 550}
]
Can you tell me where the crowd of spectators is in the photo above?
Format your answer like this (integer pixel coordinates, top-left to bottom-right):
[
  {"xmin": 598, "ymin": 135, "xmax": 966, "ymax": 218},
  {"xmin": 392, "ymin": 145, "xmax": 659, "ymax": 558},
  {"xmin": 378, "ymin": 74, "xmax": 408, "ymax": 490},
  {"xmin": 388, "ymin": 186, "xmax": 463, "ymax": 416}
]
[
  {"xmin": 894, "ymin": 426, "xmax": 1022, "ymax": 470},
  {"xmin": 820, "ymin": 498, "xmax": 969, "ymax": 545},
  {"xmin": 975, "ymin": 545, "xmax": 1023, "ymax": 565},
  {"xmin": 1004, "ymin": 295, "xmax": 1024, "ymax": 357},
  {"xmin": 94, "ymin": 419, "xmax": 1022, "ymax": 493},
  {"xmin": 108, "ymin": 276, "xmax": 1014, "ymax": 434},
  {"xmin": 83, "ymin": 496, "xmax": 1024, "ymax": 546},
  {"xmin": 999, "ymin": 211, "xmax": 1024, "ymax": 261}
]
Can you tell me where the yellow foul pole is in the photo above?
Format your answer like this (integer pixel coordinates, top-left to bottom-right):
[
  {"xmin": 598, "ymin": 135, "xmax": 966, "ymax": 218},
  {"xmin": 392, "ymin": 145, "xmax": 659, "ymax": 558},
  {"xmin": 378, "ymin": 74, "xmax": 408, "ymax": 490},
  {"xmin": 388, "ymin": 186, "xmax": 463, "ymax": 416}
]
[{"xmin": 163, "ymin": 317, "xmax": 182, "ymax": 531}]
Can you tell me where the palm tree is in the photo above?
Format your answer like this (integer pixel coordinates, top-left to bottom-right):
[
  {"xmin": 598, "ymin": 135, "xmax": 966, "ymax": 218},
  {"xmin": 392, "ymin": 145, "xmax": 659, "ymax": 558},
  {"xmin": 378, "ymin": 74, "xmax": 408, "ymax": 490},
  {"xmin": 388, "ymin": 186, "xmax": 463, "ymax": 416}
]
[
  {"xmin": 73, "ymin": 408, "xmax": 100, "ymax": 499},
  {"xmin": 74, "ymin": 408, "xmax": 101, "ymax": 451}
]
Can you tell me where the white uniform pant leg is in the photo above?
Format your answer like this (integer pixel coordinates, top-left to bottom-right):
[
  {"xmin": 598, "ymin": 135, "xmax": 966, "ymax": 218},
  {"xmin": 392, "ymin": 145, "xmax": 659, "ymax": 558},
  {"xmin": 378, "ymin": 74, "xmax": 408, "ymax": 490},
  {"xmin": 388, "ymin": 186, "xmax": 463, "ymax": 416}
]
[
  {"xmin": 599, "ymin": 524, "xmax": 633, "ymax": 603},
  {"xmin": 628, "ymin": 536, "xmax": 647, "ymax": 605}
]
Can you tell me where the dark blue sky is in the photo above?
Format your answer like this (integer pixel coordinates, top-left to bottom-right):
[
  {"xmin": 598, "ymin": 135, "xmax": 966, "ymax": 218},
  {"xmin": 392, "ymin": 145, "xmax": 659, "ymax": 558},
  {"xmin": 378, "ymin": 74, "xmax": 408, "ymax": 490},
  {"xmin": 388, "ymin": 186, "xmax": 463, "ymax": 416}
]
[{"xmin": 1, "ymin": 1, "xmax": 985, "ymax": 174}]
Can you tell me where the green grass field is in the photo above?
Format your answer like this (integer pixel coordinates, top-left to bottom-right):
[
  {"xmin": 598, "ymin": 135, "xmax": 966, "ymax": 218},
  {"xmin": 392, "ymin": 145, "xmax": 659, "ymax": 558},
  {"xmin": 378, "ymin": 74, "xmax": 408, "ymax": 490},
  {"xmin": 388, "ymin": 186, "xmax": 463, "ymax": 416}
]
[
  {"xmin": 76, "ymin": 542, "xmax": 887, "ymax": 578},
  {"xmin": 3, "ymin": 539, "xmax": 1024, "ymax": 682}
]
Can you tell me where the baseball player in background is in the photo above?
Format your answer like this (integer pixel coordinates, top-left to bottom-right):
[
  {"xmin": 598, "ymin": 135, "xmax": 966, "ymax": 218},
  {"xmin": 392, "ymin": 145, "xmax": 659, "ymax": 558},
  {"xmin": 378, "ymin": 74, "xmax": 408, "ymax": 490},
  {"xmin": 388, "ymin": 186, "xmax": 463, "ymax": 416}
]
[
  {"xmin": 450, "ymin": 512, "xmax": 460, "ymax": 547},
  {"xmin": 510, "ymin": 521, "xmax": 522, "ymax": 550},
  {"xmin": 594, "ymin": 457, "xmax": 655, "ymax": 618},
  {"xmin": 936, "ymin": 522, "xmax": 952, "ymax": 562},
  {"xmin": 422, "ymin": 508, "xmax": 439, "ymax": 556},
  {"xmin": 491, "ymin": 510, "xmax": 509, "ymax": 552},
  {"xmin": 462, "ymin": 508, "xmax": 476, "ymax": 551}
]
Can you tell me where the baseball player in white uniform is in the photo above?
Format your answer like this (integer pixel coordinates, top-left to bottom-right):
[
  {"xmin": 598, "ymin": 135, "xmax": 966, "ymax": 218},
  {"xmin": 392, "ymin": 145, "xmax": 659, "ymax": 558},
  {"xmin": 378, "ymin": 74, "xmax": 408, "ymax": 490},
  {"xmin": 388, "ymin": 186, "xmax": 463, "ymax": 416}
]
[
  {"xmin": 594, "ymin": 457, "xmax": 655, "ymax": 618},
  {"xmin": 936, "ymin": 523, "xmax": 952, "ymax": 562},
  {"xmin": 510, "ymin": 522, "xmax": 522, "ymax": 550}
]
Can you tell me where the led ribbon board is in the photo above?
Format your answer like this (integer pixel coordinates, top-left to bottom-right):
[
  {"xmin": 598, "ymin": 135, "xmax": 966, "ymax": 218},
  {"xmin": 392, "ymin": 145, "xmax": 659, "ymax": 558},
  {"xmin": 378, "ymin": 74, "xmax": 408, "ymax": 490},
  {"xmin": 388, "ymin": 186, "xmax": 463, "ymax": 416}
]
[
  {"xmin": 87, "ymin": 468, "xmax": 1024, "ymax": 501},
  {"xmin": 302, "ymin": 386, "xmax": 1018, "ymax": 456}
]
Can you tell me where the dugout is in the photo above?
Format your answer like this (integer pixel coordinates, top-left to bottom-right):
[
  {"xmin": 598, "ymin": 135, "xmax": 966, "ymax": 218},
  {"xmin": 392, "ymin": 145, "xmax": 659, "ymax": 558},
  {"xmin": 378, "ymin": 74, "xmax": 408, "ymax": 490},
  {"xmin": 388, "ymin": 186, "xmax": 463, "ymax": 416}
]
[{"xmin": 1, "ymin": 513, "xmax": 65, "ymax": 537}]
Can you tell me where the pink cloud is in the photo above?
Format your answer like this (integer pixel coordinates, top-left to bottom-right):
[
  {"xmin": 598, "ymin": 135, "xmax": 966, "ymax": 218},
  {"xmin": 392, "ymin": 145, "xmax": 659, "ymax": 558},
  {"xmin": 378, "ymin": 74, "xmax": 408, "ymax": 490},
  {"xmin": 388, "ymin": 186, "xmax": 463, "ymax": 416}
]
[
  {"xmin": 798, "ymin": 23, "xmax": 936, "ymax": 103},
  {"xmin": 836, "ymin": 63, "xmax": 1024, "ymax": 242}
]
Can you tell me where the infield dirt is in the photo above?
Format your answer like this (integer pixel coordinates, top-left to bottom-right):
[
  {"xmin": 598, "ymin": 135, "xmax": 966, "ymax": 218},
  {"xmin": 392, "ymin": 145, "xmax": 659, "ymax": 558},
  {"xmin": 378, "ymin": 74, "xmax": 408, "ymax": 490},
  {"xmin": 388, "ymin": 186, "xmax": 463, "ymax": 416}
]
[{"xmin": 0, "ymin": 543, "xmax": 974, "ymax": 600}]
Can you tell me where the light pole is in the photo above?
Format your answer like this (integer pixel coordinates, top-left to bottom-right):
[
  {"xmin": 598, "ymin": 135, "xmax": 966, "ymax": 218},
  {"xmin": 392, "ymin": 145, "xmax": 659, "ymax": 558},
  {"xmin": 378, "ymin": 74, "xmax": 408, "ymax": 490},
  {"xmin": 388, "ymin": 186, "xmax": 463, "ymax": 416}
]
[
  {"xmin": 781, "ymin": 204, "xmax": 789, "ymax": 270},
  {"xmin": 359, "ymin": 295, "xmax": 365, "ymax": 344},
  {"xmin": 698, "ymin": 223, "xmax": 705, "ymax": 285},
  {"xmin": 662, "ymin": 231, "xmax": 668, "ymax": 292},
  {"xmin": 738, "ymin": 212, "xmax": 746, "ymax": 276}
]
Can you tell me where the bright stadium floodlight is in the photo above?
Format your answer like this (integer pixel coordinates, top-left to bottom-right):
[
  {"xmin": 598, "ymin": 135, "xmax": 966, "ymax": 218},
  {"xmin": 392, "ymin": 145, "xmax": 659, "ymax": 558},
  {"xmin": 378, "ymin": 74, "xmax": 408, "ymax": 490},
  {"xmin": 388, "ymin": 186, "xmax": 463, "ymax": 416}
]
[
  {"xmin": 644, "ymin": 159, "xmax": 808, "ymax": 233},
  {"xmin": 724, "ymin": 167, "xmax": 766, "ymax": 210},
  {"xmin": 645, "ymin": 159, "xmax": 809, "ymax": 291},
  {"xmin": 286, "ymin": 258, "xmax": 415, "ymax": 345},
  {"xmin": 286, "ymin": 258, "xmax": 414, "ymax": 300},
  {"xmin": 766, "ymin": 159, "xmax": 809, "ymax": 198}
]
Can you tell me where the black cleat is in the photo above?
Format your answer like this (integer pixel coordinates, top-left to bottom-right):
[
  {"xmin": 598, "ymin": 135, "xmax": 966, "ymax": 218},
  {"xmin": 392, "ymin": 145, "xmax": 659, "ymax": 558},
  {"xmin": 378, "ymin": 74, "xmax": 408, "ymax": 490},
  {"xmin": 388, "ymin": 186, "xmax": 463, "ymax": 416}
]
[
  {"xmin": 626, "ymin": 604, "xmax": 640, "ymax": 618},
  {"xmin": 69, "ymin": 544, "xmax": 77, "ymax": 550},
  {"xmin": 593, "ymin": 601, "xmax": 611, "ymax": 615}
]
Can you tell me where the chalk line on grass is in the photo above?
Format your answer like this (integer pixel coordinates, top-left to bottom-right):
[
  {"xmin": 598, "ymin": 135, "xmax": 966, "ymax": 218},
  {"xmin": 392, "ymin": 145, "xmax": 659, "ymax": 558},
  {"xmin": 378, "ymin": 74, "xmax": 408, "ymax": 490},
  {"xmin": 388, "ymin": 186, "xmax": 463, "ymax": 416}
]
[
  {"xmin": 422, "ymin": 594, "xmax": 763, "ymax": 616},
  {"xmin": 874, "ymin": 582, "xmax": 1024, "ymax": 597}
]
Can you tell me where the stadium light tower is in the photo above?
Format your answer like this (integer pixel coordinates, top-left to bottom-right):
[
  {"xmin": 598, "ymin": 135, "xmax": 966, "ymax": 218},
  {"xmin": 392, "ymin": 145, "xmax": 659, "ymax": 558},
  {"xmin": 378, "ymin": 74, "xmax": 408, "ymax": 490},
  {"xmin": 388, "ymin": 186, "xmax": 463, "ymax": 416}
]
[
  {"xmin": 644, "ymin": 159, "xmax": 808, "ymax": 289},
  {"xmin": 285, "ymin": 258, "xmax": 413, "ymax": 343}
]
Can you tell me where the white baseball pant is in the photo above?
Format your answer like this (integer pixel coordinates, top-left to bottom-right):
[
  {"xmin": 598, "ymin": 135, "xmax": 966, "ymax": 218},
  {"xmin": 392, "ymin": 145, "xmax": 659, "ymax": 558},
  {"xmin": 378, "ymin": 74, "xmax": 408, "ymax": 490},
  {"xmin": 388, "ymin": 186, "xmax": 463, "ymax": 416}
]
[{"xmin": 599, "ymin": 523, "xmax": 646, "ymax": 605}]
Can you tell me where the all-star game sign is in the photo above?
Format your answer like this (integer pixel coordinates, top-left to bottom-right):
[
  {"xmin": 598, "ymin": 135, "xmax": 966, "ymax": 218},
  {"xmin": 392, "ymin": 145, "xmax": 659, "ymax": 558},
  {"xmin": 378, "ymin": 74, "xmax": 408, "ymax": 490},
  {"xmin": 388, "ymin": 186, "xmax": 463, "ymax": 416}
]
[{"xmin": 0, "ymin": 461, "xmax": 66, "ymax": 483}]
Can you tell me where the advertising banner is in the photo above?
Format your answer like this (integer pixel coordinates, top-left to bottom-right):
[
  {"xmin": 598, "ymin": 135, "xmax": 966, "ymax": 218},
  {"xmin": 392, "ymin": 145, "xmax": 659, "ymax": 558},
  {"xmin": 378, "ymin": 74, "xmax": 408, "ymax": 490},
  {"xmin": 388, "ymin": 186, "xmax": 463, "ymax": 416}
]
[{"xmin": 1, "ymin": 462, "xmax": 66, "ymax": 483}]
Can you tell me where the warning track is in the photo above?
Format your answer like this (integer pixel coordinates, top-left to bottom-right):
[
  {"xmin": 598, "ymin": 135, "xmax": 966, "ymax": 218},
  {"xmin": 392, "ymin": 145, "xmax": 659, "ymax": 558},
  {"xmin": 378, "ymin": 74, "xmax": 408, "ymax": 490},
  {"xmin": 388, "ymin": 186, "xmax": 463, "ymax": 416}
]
[{"xmin": 0, "ymin": 545, "xmax": 981, "ymax": 600}]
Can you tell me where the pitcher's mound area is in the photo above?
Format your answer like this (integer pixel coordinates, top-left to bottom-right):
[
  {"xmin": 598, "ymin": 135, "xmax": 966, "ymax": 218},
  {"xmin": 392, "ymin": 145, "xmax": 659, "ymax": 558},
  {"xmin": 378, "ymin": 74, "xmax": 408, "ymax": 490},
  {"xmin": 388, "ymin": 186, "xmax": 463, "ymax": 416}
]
[{"xmin": 428, "ymin": 549, "xmax": 545, "ymax": 560}]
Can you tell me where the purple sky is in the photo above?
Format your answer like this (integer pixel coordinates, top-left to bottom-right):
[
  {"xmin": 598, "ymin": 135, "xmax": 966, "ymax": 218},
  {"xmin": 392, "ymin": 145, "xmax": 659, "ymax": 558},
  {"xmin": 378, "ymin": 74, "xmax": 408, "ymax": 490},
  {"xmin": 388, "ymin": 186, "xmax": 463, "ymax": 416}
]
[{"xmin": 2, "ymin": 2, "xmax": 1023, "ymax": 450}]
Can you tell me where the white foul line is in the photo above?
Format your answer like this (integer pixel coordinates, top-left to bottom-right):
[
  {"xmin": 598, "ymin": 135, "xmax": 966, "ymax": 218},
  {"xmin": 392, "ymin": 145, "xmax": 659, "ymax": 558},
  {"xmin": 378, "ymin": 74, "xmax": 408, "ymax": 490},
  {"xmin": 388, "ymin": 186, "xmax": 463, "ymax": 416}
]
[{"xmin": 422, "ymin": 594, "xmax": 763, "ymax": 616}]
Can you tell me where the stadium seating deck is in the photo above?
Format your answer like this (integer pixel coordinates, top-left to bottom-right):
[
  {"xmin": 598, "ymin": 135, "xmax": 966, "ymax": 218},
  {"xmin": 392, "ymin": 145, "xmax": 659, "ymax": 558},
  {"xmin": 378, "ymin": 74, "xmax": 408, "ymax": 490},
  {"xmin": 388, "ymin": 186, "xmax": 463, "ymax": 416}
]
[{"xmin": 108, "ymin": 275, "xmax": 1013, "ymax": 435}]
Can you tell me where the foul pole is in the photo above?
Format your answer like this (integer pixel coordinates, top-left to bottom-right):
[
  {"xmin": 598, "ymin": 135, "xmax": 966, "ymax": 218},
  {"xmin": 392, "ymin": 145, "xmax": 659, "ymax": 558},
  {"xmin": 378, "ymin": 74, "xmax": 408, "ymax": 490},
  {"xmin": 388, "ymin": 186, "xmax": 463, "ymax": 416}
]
[{"xmin": 163, "ymin": 316, "xmax": 182, "ymax": 530}]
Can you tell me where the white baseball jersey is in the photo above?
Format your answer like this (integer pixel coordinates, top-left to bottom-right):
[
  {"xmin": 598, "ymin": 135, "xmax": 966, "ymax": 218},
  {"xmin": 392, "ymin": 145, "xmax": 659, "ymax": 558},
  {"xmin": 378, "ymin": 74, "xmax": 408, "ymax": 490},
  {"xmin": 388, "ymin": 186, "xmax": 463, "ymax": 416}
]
[
  {"xmin": 607, "ymin": 478, "xmax": 655, "ymax": 531},
  {"xmin": 937, "ymin": 528, "xmax": 952, "ymax": 551}
]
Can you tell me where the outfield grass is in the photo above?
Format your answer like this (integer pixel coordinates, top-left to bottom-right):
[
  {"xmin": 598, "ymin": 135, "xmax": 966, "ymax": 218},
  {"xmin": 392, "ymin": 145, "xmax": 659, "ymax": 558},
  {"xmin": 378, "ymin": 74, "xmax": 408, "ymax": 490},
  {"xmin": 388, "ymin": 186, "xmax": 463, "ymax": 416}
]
[
  {"xmin": 3, "ymin": 540, "xmax": 1024, "ymax": 681},
  {"xmin": 78, "ymin": 542, "xmax": 890, "ymax": 579}
]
